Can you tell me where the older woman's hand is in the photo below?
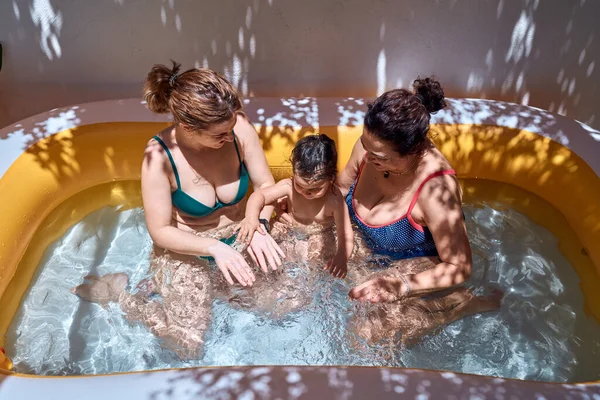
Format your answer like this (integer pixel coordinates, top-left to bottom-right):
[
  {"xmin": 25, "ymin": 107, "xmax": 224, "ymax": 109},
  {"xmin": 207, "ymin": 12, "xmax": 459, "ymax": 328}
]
[
  {"xmin": 349, "ymin": 276, "xmax": 404, "ymax": 303},
  {"xmin": 246, "ymin": 230, "xmax": 286, "ymax": 273}
]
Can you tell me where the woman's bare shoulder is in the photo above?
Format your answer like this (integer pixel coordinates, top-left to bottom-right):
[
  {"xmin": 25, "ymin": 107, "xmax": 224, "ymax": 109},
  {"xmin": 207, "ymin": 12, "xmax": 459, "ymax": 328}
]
[
  {"xmin": 233, "ymin": 113, "xmax": 258, "ymax": 139},
  {"xmin": 146, "ymin": 126, "xmax": 175, "ymax": 150},
  {"xmin": 420, "ymin": 146, "xmax": 454, "ymax": 175}
]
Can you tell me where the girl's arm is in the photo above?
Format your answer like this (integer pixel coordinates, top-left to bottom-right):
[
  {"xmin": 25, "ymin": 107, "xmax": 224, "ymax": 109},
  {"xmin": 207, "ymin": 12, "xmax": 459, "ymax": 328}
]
[
  {"xmin": 332, "ymin": 189, "xmax": 354, "ymax": 260},
  {"xmin": 325, "ymin": 188, "xmax": 354, "ymax": 278},
  {"xmin": 237, "ymin": 179, "xmax": 293, "ymax": 243}
]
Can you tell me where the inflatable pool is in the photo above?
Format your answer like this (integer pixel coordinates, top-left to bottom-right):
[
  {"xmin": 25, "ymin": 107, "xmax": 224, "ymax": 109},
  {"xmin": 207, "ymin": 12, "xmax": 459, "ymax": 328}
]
[{"xmin": 0, "ymin": 97, "xmax": 599, "ymax": 398}]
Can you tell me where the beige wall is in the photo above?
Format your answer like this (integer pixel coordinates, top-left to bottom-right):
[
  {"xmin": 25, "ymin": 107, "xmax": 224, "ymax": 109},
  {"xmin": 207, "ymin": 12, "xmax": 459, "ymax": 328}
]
[{"xmin": 0, "ymin": 0, "xmax": 598, "ymax": 129}]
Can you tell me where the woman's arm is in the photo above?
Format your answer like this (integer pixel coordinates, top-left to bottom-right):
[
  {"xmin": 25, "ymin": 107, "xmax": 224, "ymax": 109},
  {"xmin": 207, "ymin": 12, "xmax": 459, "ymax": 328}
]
[
  {"xmin": 349, "ymin": 175, "xmax": 472, "ymax": 302},
  {"xmin": 409, "ymin": 175, "xmax": 472, "ymax": 291},
  {"xmin": 234, "ymin": 113, "xmax": 276, "ymax": 220},
  {"xmin": 233, "ymin": 113, "xmax": 285, "ymax": 271},
  {"xmin": 142, "ymin": 140, "xmax": 254, "ymax": 286},
  {"xmin": 336, "ymin": 136, "xmax": 365, "ymax": 196}
]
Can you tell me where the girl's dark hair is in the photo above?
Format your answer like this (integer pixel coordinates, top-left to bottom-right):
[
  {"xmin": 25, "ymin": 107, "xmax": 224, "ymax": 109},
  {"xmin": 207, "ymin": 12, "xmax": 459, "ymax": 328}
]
[
  {"xmin": 291, "ymin": 134, "xmax": 337, "ymax": 181},
  {"xmin": 143, "ymin": 60, "xmax": 242, "ymax": 131},
  {"xmin": 364, "ymin": 76, "xmax": 447, "ymax": 155}
]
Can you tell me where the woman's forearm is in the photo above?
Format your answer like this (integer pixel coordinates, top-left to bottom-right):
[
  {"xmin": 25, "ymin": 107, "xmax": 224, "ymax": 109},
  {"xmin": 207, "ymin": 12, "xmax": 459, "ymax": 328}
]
[
  {"xmin": 382, "ymin": 261, "xmax": 472, "ymax": 299},
  {"xmin": 402, "ymin": 261, "xmax": 471, "ymax": 297},
  {"xmin": 150, "ymin": 226, "xmax": 222, "ymax": 257}
]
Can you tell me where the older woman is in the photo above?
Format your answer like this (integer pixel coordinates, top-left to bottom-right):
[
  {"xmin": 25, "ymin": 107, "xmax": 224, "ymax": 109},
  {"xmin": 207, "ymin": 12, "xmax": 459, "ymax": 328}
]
[
  {"xmin": 73, "ymin": 61, "xmax": 284, "ymax": 358},
  {"xmin": 337, "ymin": 77, "xmax": 502, "ymax": 343}
]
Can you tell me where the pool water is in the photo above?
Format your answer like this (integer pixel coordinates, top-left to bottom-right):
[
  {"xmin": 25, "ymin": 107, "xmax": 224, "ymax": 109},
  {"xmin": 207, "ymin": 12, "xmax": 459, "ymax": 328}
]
[{"xmin": 5, "ymin": 201, "xmax": 600, "ymax": 381}]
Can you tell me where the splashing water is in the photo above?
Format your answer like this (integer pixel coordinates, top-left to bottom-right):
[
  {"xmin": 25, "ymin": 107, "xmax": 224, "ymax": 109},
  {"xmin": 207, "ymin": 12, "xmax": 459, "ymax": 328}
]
[{"xmin": 5, "ymin": 203, "xmax": 600, "ymax": 381}]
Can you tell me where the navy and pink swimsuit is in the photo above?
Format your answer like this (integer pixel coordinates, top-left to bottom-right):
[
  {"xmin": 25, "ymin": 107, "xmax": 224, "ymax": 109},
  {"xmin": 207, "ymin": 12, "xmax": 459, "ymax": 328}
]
[{"xmin": 345, "ymin": 158, "xmax": 456, "ymax": 260}]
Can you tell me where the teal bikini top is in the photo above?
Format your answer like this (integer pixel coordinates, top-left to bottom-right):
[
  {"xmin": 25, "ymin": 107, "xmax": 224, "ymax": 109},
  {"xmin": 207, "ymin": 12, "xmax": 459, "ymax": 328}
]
[{"xmin": 152, "ymin": 133, "xmax": 250, "ymax": 218}]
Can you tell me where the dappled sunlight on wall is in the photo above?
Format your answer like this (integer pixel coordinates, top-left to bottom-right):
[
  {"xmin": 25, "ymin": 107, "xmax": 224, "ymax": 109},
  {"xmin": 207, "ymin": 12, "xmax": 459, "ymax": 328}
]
[
  {"xmin": 28, "ymin": 0, "xmax": 63, "ymax": 61},
  {"xmin": 0, "ymin": 0, "xmax": 598, "ymax": 129},
  {"xmin": 460, "ymin": 0, "xmax": 598, "ymax": 126}
]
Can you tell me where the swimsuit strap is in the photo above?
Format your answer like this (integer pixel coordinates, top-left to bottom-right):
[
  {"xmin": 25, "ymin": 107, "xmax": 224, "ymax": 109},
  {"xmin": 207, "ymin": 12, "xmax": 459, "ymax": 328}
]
[
  {"xmin": 354, "ymin": 154, "xmax": 368, "ymax": 184},
  {"xmin": 406, "ymin": 169, "xmax": 457, "ymax": 215},
  {"xmin": 153, "ymin": 135, "xmax": 181, "ymax": 189},
  {"xmin": 232, "ymin": 130, "xmax": 243, "ymax": 164}
]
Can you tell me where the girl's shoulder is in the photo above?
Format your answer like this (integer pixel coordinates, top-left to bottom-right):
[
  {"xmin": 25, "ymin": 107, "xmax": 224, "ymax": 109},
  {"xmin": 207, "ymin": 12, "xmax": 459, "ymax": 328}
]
[
  {"xmin": 325, "ymin": 185, "xmax": 346, "ymax": 211},
  {"xmin": 277, "ymin": 177, "xmax": 293, "ymax": 188}
]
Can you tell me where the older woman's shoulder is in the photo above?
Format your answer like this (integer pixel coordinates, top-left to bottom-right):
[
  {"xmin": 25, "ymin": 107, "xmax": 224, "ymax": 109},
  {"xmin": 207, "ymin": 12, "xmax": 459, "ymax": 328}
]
[{"xmin": 420, "ymin": 146, "xmax": 454, "ymax": 173}]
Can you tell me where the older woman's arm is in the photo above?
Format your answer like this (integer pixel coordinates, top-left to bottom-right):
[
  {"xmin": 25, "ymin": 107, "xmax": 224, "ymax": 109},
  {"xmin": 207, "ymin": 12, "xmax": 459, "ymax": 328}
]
[
  {"xmin": 233, "ymin": 113, "xmax": 286, "ymax": 272},
  {"xmin": 411, "ymin": 175, "xmax": 473, "ymax": 284},
  {"xmin": 349, "ymin": 174, "xmax": 472, "ymax": 302},
  {"xmin": 336, "ymin": 136, "xmax": 365, "ymax": 196},
  {"xmin": 404, "ymin": 174, "xmax": 472, "ymax": 292}
]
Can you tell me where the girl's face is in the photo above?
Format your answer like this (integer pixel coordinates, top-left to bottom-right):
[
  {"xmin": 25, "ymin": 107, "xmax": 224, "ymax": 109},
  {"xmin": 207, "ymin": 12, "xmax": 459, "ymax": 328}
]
[
  {"xmin": 180, "ymin": 115, "xmax": 237, "ymax": 149},
  {"xmin": 292, "ymin": 174, "xmax": 333, "ymax": 200}
]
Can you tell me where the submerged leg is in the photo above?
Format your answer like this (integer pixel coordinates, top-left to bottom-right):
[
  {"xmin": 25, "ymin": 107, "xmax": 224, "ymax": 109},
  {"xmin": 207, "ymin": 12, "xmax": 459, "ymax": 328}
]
[
  {"xmin": 120, "ymin": 249, "xmax": 214, "ymax": 359},
  {"xmin": 72, "ymin": 248, "xmax": 214, "ymax": 360},
  {"xmin": 355, "ymin": 287, "xmax": 503, "ymax": 345},
  {"xmin": 396, "ymin": 287, "xmax": 503, "ymax": 345},
  {"xmin": 351, "ymin": 256, "xmax": 504, "ymax": 346},
  {"xmin": 71, "ymin": 273, "xmax": 129, "ymax": 306}
]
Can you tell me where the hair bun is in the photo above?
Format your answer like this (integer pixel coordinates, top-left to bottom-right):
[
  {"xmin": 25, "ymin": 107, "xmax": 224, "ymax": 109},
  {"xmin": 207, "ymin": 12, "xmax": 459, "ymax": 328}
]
[
  {"xmin": 143, "ymin": 60, "xmax": 182, "ymax": 114},
  {"xmin": 412, "ymin": 76, "xmax": 447, "ymax": 114}
]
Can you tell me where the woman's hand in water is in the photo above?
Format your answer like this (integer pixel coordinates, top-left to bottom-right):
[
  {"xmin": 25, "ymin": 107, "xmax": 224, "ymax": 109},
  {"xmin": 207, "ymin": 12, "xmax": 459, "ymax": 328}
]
[
  {"xmin": 325, "ymin": 252, "xmax": 348, "ymax": 279},
  {"xmin": 247, "ymin": 230, "xmax": 286, "ymax": 273},
  {"xmin": 208, "ymin": 241, "xmax": 256, "ymax": 287},
  {"xmin": 236, "ymin": 217, "xmax": 266, "ymax": 244},
  {"xmin": 349, "ymin": 277, "xmax": 403, "ymax": 303}
]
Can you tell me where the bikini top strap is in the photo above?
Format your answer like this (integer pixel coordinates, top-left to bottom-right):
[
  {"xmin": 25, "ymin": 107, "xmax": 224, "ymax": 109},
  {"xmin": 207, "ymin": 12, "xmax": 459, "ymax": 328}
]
[
  {"xmin": 232, "ymin": 130, "xmax": 243, "ymax": 164},
  {"xmin": 407, "ymin": 169, "xmax": 456, "ymax": 214},
  {"xmin": 153, "ymin": 135, "xmax": 181, "ymax": 189}
]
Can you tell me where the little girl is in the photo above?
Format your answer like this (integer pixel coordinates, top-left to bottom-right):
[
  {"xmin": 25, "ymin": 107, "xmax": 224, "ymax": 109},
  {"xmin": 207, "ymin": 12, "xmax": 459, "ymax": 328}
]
[{"xmin": 237, "ymin": 134, "xmax": 354, "ymax": 278}]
